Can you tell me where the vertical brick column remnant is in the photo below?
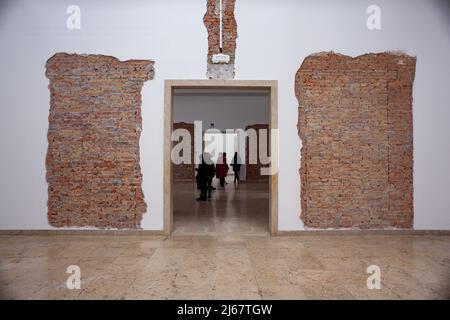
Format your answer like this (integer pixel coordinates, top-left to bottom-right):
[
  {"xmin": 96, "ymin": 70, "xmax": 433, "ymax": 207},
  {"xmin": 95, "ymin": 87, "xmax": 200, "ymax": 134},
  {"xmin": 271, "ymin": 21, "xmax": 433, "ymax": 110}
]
[
  {"xmin": 203, "ymin": 0, "xmax": 237, "ymax": 79},
  {"xmin": 45, "ymin": 53, "xmax": 154, "ymax": 229},
  {"xmin": 245, "ymin": 124, "xmax": 270, "ymax": 182},
  {"xmin": 173, "ymin": 122, "xmax": 195, "ymax": 181},
  {"xmin": 296, "ymin": 52, "xmax": 415, "ymax": 229}
]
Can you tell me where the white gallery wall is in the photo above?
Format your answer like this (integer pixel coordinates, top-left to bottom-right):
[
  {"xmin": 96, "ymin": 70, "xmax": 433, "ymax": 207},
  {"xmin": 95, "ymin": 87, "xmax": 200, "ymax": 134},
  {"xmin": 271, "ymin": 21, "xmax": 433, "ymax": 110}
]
[
  {"xmin": 0, "ymin": 0, "xmax": 449, "ymax": 230},
  {"xmin": 173, "ymin": 93, "xmax": 269, "ymax": 131}
]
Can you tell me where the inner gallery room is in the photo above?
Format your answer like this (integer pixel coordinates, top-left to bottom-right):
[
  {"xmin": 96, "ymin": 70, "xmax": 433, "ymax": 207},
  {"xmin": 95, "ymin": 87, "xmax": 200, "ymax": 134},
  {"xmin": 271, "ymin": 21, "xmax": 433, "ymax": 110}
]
[{"xmin": 0, "ymin": 0, "xmax": 449, "ymax": 304}]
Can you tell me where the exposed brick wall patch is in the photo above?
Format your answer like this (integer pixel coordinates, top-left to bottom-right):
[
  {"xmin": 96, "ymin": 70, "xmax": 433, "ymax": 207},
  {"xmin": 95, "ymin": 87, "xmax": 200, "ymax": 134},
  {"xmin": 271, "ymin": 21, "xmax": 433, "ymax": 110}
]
[
  {"xmin": 45, "ymin": 53, "xmax": 154, "ymax": 229},
  {"xmin": 203, "ymin": 0, "xmax": 237, "ymax": 79},
  {"xmin": 296, "ymin": 52, "xmax": 415, "ymax": 229},
  {"xmin": 245, "ymin": 124, "xmax": 270, "ymax": 182},
  {"xmin": 173, "ymin": 122, "xmax": 195, "ymax": 181}
]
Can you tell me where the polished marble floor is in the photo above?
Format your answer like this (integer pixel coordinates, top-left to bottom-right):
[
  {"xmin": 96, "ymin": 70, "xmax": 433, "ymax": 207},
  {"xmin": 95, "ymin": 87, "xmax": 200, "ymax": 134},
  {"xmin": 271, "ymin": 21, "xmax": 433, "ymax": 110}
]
[
  {"xmin": 173, "ymin": 178, "xmax": 269, "ymax": 236},
  {"xmin": 0, "ymin": 233, "xmax": 449, "ymax": 299},
  {"xmin": 1, "ymin": 180, "xmax": 449, "ymax": 299}
]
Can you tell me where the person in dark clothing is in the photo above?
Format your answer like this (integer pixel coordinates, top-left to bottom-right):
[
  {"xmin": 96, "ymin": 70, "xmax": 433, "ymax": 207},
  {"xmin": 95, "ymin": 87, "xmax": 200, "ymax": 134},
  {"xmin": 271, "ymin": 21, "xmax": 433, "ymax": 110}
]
[
  {"xmin": 204, "ymin": 152, "xmax": 215, "ymax": 198},
  {"xmin": 195, "ymin": 152, "xmax": 215, "ymax": 201},
  {"xmin": 195, "ymin": 154, "xmax": 202, "ymax": 190},
  {"xmin": 231, "ymin": 152, "xmax": 242, "ymax": 184},
  {"xmin": 195, "ymin": 154, "xmax": 209, "ymax": 201},
  {"xmin": 216, "ymin": 152, "xmax": 229, "ymax": 189}
]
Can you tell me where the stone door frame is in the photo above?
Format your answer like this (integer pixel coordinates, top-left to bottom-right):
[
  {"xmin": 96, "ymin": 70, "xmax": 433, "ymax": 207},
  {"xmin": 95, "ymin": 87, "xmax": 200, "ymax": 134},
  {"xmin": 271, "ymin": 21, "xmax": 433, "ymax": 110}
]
[{"xmin": 164, "ymin": 80, "xmax": 278, "ymax": 235}]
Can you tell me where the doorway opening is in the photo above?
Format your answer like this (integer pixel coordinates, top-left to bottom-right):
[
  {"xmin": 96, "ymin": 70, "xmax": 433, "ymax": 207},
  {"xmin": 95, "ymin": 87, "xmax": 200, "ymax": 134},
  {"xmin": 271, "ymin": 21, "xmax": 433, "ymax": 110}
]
[{"xmin": 164, "ymin": 80, "xmax": 278, "ymax": 236}]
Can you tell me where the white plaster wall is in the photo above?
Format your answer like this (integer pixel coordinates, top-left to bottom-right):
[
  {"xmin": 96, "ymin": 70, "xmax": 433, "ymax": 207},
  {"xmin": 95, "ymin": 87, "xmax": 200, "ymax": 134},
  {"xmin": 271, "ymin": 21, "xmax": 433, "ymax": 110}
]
[
  {"xmin": 173, "ymin": 93, "xmax": 269, "ymax": 131},
  {"xmin": 0, "ymin": 0, "xmax": 449, "ymax": 230}
]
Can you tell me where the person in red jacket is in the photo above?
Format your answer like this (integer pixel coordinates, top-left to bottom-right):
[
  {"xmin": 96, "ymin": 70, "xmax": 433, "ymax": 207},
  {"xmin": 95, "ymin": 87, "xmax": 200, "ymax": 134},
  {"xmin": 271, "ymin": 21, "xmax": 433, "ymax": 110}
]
[{"xmin": 215, "ymin": 152, "xmax": 229, "ymax": 189}]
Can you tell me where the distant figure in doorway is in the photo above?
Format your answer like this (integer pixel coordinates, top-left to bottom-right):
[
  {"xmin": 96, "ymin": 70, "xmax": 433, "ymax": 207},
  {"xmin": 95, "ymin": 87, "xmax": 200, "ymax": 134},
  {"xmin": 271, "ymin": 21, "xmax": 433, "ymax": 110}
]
[
  {"xmin": 195, "ymin": 153, "xmax": 210, "ymax": 201},
  {"xmin": 195, "ymin": 152, "xmax": 215, "ymax": 201},
  {"xmin": 215, "ymin": 152, "xmax": 229, "ymax": 189},
  {"xmin": 195, "ymin": 154, "xmax": 202, "ymax": 191},
  {"xmin": 231, "ymin": 152, "xmax": 242, "ymax": 184},
  {"xmin": 204, "ymin": 152, "xmax": 215, "ymax": 198}
]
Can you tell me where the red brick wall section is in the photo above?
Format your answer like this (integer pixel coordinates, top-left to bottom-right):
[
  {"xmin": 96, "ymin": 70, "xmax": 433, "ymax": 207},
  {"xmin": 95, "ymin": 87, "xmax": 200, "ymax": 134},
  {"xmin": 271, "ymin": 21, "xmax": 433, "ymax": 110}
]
[
  {"xmin": 296, "ymin": 52, "xmax": 415, "ymax": 229},
  {"xmin": 203, "ymin": 0, "xmax": 237, "ymax": 79},
  {"xmin": 45, "ymin": 53, "xmax": 154, "ymax": 229},
  {"xmin": 173, "ymin": 122, "xmax": 195, "ymax": 181},
  {"xmin": 245, "ymin": 124, "xmax": 270, "ymax": 182}
]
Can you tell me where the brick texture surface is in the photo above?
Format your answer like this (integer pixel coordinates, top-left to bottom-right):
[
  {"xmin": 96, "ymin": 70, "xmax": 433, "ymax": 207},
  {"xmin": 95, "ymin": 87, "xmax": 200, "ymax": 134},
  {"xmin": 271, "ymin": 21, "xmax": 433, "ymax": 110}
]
[
  {"xmin": 45, "ymin": 53, "xmax": 154, "ymax": 229},
  {"xmin": 245, "ymin": 124, "xmax": 270, "ymax": 182},
  {"xmin": 173, "ymin": 122, "xmax": 195, "ymax": 181},
  {"xmin": 204, "ymin": 0, "xmax": 237, "ymax": 79},
  {"xmin": 296, "ymin": 52, "xmax": 415, "ymax": 229}
]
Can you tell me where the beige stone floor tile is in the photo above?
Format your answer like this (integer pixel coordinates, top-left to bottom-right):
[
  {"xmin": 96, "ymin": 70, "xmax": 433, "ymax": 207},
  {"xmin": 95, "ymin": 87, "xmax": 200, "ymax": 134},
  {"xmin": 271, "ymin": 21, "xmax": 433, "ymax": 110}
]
[
  {"xmin": 172, "ymin": 285, "xmax": 215, "ymax": 300},
  {"xmin": 259, "ymin": 284, "xmax": 307, "ymax": 300},
  {"xmin": 395, "ymin": 257, "xmax": 450, "ymax": 298},
  {"xmin": 251, "ymin": 261, "xmax": 292, "ymax": 287},
  {"xmin": 213, "ymin": 247, "xmax": 260, "ymax": 299},
  {"xmin": 0, "ymin": 232, "xmax": 449, "ymax": 299},
  {"xmin": 125, "ymin": 271, "xmax": 178, "ymax": 299},
  {"xmin": 317, "ymin": 256, "xmax": 369, "ymax": 274},
  {"xmin": 287, "ymin": 270, "xmax": 355, "ymax": 300},
  {"xmin": 359, "ymin": 256, "xmax": 445, "ymax": 299},
  {"xmin": 77, "ymin": 275, "xmax": 135, "ymax": 300},
  {"xmin": 0, "ymin": 282, "xmax": 48, "ymax": 300},
  {"xmin": 119, "ymin": 245, "xmax": 156, "ymax": 258},
  {"xmin": 170, "ymin": 250, "xmax": 217, "ymax": 299},
  {"xmin": 143, "ymin": 247, "xmax": 187, "ymax": 272},
  {"xmin": 343, "ymin": 283, "xmax": 400, "ymax": 300},
  {"xmin": 213, "ymin": 287, "xmax": 261, "ymax": 300}
]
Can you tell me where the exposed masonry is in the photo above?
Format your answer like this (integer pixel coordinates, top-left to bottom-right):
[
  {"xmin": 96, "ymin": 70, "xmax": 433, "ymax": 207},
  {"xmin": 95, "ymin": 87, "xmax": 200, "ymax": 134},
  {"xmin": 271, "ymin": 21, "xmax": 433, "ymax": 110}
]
[
  {"xmin": 45, "ymin": 53, "xmax": 154, "ymax": 229},
  {"xmin": 173, "ymin": 122, "xmax": 195, "ymax": 181},
  {"xmin": 172, "ymin": 122, "xmax": 270, "ymax": 181},
  {"xmin": 296, "ymin": 52, "xmax": 415, "ymax": 229},
  {"xmin": 245, "ymin": 124, "xmax": 270, "ymax": 181},
  {"xmin": 204, "ymin": 0, "xmax": 237, "ymax": 79}
]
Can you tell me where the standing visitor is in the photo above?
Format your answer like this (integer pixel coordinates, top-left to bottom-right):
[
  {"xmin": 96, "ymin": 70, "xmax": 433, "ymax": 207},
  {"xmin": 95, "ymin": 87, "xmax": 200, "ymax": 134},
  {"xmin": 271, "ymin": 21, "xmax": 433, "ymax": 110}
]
[
  {"xmin": 215, "ymin": 152, "xmax": 229, "ymax": 189},
  {"xmin": 195, "ymin": 153, "xmax": 209, "ymax": 201},
  {"xmin": 231, "ymin": 152, "xmax": 241, "ymax": 184},
  {"xmin": 204, "ymin": 152, "xmax": 215, "ymax": 198}
]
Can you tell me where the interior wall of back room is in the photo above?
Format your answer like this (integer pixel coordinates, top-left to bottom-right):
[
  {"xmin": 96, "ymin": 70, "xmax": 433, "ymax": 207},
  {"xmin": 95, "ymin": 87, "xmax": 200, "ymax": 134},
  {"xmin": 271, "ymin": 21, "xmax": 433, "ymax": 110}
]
[
  {"xmin": 173, "ymin": 93, "xmax": 270, "ymax": 131},
  {"xmin": 0, "ymin": 0, "xmax": 449, "ymax": 230}
]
